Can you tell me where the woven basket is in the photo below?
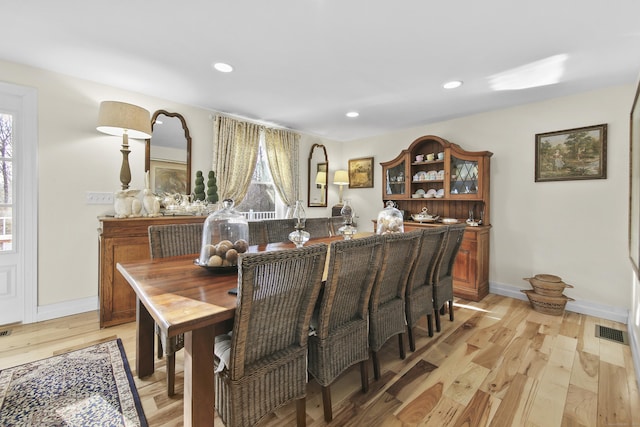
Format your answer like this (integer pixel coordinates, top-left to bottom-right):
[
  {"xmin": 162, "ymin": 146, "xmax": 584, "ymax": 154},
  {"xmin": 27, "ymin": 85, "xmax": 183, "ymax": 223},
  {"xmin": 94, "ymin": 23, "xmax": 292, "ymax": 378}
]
[
  {"xmin": 534, "ymin": 273, "xmax": 562, "ymax": 282},
  {"xmin": 521, "ymin": 289, "xmax": 574, "ymax": 316},
  {"xmin": 523, "ymin": 277, "xmax": 573, "ymax": 297}
]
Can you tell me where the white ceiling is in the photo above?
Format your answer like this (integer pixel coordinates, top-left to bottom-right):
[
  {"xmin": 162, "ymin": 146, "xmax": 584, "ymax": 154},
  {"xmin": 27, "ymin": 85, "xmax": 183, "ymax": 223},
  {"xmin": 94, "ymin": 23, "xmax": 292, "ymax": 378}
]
[{"xmin": 3, "ymin": 1, "xmax": 640, "ymax": 141}]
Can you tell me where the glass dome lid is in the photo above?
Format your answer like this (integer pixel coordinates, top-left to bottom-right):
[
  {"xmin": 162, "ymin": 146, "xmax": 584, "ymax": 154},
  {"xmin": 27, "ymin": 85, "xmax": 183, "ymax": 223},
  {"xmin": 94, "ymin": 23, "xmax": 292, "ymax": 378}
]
[
  {"xmin": 196, "ymin": 199, "xmax": 249, "ymax": 270},
  {"xmin": 376, "ymin": 200, "xmax": 405, "ymax": 235}
]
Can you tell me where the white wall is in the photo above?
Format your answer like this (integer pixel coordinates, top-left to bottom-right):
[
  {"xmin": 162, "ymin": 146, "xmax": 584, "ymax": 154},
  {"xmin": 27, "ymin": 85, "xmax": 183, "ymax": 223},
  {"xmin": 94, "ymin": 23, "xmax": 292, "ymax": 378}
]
[{"xmin": 344, "ymin": 85, "xmax": 635, "ymax": 317}]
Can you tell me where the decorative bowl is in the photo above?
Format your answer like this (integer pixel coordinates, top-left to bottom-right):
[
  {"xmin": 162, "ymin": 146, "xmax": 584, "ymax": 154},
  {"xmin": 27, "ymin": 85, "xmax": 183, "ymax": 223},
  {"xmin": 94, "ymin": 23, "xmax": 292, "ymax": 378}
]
[
  {"xmin": 442, "ymin": 218, "xmax": 458, "ymax": 224},
  {"xmin": 411, "ymin": 214, "xmax": 436, "ymax": 223}
]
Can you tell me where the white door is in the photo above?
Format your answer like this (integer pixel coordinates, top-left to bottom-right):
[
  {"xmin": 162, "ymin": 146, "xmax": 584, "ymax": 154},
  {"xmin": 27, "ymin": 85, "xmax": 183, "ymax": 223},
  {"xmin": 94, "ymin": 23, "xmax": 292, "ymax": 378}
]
[{"xmin": 0, "ymin": 83, "xmax": 37, "ymax": 326}]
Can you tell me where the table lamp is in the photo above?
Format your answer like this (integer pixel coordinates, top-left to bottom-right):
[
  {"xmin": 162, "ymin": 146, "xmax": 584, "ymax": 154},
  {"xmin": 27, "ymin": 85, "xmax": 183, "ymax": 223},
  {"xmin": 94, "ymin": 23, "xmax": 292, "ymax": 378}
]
[
  {"xmin": 332, "ymin": 170, "xmax": 350, "ymax": 216},
  {"xmin": 315, "ymin": 171, "xmax": 327, "ymax": 204},
  {"xmin": 333, "ymin": 170, "xmax": 349, "ymax": 204},
  {"xmin": 97, "ymin": 101, "xmax": 152, "ymax": 190}
]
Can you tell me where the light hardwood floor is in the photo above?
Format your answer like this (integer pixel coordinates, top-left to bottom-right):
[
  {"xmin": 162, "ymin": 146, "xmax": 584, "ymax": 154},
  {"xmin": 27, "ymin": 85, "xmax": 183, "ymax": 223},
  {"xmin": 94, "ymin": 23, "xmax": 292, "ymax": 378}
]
[{"xmin": 1, "ymin": 294, "xmax": 638, "ymax": 426}]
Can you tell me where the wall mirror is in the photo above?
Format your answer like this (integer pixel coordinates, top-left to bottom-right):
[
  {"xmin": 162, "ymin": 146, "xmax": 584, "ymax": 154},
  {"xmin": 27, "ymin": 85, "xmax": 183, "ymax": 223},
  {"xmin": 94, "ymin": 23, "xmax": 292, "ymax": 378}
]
[
  {"xmin": 145, "ymin": 110, "xmax": 192, "ymax": 195},
  {"xmin": 307, "ymin": 143, "xmax": 328, "ymax": 207}
]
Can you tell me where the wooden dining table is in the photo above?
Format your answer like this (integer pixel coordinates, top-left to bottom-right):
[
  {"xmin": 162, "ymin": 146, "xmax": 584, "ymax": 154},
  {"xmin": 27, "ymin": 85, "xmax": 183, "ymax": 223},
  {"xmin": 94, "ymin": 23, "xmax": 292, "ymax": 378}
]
[{"xmin": 116, "ymin": 233, "xmax": 371, "ymax": 427}]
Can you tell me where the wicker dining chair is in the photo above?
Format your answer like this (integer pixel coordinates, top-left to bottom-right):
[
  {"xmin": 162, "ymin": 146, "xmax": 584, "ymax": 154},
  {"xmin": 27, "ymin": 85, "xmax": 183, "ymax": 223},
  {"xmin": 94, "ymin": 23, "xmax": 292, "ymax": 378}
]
[
  {"xmin": 368, "ymin": 231, "xmax": 421, "ymax": 380},
  {"xmin": 304, "ymin": 217, "xmax": 332, "ymax": 238},
  {"xmin": 264, "ymin": 218, "xmax": 296, "ymax": 242},
  {"xmin": 147, "ymin": 222, "xmax": 203, "ymax": 396},
  {"xmin": 405, "ymin": 227, "xmax": 447, "ymax": 351},
  {"xmin": 432, "ymin": 223, "xmax": 467, "ymax": 332},
  {"xmin": 214, "ymin": 244, "xmax": 327, "ymax": 427},
  {"xmin": 308, "ymin": 235, "xmax": 383, "ymax": 422}
]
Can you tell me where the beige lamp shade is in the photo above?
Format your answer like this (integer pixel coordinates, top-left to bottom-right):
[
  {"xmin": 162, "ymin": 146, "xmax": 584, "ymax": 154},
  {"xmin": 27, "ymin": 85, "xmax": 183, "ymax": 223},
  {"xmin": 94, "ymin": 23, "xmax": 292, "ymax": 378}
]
[
  {"xmin": 97, "ymin": 101, "xmax": 152, "ymax": 139},
  {"xmin": 97, "ymin": 101, "xmax": 152, "ymax": 190},
  {"xmin": 333, "ymin": 170, "xmax": 349, "ymax": 185},
  {"xmin": 315, "ymin": 171, "xmax": 327, "ymax": 186}
]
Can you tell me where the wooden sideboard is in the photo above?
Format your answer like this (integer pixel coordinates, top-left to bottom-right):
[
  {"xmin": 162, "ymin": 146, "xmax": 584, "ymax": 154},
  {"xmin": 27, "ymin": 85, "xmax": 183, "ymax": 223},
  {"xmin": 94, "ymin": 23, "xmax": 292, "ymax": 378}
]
[{"xmin": 98, "ymin": 215, "xmax": 206, "ymax": 328}]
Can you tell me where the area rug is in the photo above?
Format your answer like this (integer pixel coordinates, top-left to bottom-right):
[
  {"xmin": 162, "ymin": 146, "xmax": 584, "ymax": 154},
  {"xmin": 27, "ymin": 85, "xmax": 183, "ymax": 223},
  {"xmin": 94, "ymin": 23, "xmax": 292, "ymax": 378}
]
[{"xmin": 0, "ymin": 339, "xmax": 147, "ymax": 426}]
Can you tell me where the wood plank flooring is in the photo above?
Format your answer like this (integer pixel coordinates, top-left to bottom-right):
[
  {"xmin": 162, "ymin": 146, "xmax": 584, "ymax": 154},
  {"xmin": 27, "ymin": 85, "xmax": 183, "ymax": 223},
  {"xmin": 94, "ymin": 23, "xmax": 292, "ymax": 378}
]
[{"xmin": 1, "ymin": 294, "xmax": 638, "ymax": 426}]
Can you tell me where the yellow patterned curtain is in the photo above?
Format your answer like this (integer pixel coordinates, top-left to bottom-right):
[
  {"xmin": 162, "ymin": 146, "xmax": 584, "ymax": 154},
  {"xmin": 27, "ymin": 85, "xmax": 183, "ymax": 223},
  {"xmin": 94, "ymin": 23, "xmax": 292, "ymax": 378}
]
[
  {"xmin": 212, "ymin": 115, "xmax": 261, "ymax": 204},
  {"xmin": 264, "ymin": 128, "xmax": 300, "ymax": 210}
]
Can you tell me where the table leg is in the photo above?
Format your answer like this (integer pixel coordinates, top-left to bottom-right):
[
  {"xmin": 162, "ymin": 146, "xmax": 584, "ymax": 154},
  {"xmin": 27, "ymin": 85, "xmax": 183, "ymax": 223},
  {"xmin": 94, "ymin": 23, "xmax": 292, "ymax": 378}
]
[
  {"xmin": 184, "ymin": 325, "xmax": 215, "ymax": 427},
  {"xmin": 136, "ymin": 297, "xmax": 155, "ymax": 378}
]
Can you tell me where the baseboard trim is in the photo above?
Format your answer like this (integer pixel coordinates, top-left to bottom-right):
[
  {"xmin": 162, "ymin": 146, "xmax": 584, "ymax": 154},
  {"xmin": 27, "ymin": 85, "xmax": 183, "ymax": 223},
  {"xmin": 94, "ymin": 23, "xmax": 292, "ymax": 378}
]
[
  {"xmin": 36, "ymin": 296, "xmax": 98, "ymax": 322},
  {"xmin": 489, "ymin": 281, "xmax": 629, "ymax": 324}
]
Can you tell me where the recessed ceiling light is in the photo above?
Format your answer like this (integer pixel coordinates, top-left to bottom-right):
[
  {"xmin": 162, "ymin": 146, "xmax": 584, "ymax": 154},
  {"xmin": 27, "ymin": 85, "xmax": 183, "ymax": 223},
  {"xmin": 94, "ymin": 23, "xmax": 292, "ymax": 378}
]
[
  {"xmin": 443, "ymin": 80, "xmax": 463, "ymax": 89},
  {"xmin": 213, "ymin": 62, "xmax": 234, "ymax": 73},
  {"xmin": 346, "ymin": 111, "xmax": 359, "ymax": 118}
]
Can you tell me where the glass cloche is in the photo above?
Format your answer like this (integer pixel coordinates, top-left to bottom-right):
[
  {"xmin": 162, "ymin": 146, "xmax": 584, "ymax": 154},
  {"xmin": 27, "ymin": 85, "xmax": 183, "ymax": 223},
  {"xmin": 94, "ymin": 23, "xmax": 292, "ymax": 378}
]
[
  {"xmin": 376, "ymin": 201, "xmax": 405, "ymax": 235},
  {"xmin": 196, "ymin": 199, "xmax": 249, "ymax": 271}
]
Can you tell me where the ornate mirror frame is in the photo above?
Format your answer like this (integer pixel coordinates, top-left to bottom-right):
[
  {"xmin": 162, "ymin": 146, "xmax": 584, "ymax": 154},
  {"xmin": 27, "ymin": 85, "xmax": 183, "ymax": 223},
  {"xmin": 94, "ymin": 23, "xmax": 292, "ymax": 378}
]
[
  {"xmin": 308, "ymin": 143, "xmax": 328, "ymax": 207},
  {"xmin": 145, "ymin": 110, "xmax": 192, "ymax": 195}
]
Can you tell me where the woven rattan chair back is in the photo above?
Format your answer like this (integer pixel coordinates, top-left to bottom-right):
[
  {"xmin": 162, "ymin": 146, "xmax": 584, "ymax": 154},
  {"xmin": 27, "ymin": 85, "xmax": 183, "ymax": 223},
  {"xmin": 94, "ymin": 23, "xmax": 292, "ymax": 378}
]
[
  {"xmin": 247, "ymin": 220, "xmax": 268, "ymax": 245},
  {"xmin": 368, "ymin": 231, "xmax": 421, "ymax": 379},
  {"xmin": 148, "ymin": 223, "xmax": 203, "ymax": 259},
  {"xmin": 432, "ymin": 223, "xmax": 466, "ymax": 332},
  {"xmin": 308, "ymin": 235, "xmax": 383, "ymax": 421},
  {"xmin": 147, "ymin": 222, "xmax": 203, "ymax": 396},
  {"xmin": 264, "ymin": 218, "xmax": 296, "ymax": 242},
  {"xmin": 215, "ymin": 244, "xmax": 327, "ymax": 427},
  {"xmin": 304, "ymin": 217, "xmax": 332, "ymax": 239},
  {"xmin": 405, "ymin": 227, "xmax": 447, "ymax": 350}
]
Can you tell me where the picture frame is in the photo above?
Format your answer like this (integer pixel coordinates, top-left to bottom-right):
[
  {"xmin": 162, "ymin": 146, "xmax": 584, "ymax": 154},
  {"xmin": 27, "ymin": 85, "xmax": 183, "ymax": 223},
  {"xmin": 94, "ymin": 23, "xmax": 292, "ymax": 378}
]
[
  {"xmin": 535, "ymin": 124, "xmax": 607, "ymax": 182},
  {"xmin": 630, "ymin": 83, "xmax": 640, "ymax": 275},
  {"xmin": 348, "ymin": 157, "xmax": 374, "ymax": 188},
  {"xmin": 150, "ymin": 160, "xmax": 188, "ymax": 194}
]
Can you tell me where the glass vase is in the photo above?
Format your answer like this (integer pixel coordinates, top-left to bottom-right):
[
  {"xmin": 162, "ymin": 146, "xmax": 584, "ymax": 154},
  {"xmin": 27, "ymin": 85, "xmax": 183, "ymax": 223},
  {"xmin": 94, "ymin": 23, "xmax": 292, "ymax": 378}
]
[
  {"xmin": 338, "ymin": 199, "xmax": 357, "ymax": 239},
  {"xmin": 289, "ymin": 200, "xmax": 310, "ymax": 247}
]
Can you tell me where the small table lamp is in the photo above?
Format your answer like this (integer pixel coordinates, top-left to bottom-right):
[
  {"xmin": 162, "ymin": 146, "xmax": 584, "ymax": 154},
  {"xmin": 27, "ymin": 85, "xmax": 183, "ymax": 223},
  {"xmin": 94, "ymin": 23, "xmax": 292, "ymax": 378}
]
[
  {"xmin": 97, "ymin": 101, "xmax": 152, "ymax": 190},
  {"xmin": 332, "ymin": 170, "xmax": 349, "ymax": 216},
  {"xmin": 315, "ymin": 171, "xmax": 327, "ymax": 205}
]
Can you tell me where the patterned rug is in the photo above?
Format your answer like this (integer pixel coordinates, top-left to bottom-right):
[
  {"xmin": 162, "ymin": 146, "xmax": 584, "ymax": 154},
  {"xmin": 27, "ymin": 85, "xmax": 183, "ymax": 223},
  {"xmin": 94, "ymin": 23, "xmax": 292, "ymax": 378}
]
[{"xmin": 0, "ymin": 339, "xmax": 147, "ymax": 426}]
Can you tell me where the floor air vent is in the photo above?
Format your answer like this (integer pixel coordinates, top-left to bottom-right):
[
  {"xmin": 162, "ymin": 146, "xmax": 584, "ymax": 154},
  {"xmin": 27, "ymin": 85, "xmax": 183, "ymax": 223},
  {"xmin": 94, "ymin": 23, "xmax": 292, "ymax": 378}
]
[
  {"xmin": 595, "ymin": 325, "xmax": 628, "ymax": 345},
  {"xmin": 0, "ymin": 329, "xmax": 11, "ymax": 337}
]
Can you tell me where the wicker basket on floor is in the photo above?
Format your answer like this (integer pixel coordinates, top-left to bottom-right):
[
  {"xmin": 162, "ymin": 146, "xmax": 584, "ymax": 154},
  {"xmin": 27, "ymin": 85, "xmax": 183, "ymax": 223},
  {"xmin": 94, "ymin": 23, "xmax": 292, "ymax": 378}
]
[
  {"xmin": 521, "ymin": 289, "xmax": 574, "ymax": 316},
  {"xmin": 523, "ymin": 276, "xmax": 573, "ymax": 297}
]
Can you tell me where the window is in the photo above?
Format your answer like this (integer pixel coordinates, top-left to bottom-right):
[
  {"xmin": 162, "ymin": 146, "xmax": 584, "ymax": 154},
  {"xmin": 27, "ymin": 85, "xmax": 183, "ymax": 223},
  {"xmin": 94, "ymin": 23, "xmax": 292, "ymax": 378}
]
[
  {"xmin": 235, "ymin": 137, "xmax": 284, "ymax": 219},
  {"xmin": 0, "ymin": 113, "xmax": 12, "ymax": 251}
]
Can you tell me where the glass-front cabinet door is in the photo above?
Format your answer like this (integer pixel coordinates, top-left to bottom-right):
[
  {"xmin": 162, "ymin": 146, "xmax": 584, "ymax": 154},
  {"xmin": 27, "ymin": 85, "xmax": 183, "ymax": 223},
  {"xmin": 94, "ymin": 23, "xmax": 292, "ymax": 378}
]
[
  {"xmin": 450, "ymin": 156, "xmax": 479, "ymax": 196},
  {"xmin": 381, "ymin": 154, "xmax": 408, "ymax": 199}
]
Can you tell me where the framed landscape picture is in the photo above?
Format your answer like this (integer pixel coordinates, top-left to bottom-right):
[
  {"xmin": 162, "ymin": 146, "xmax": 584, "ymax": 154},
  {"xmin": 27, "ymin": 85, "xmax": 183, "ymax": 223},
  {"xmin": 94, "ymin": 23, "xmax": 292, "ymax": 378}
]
[
  {"xmin": 535, "ymin": 124, "xmax": 607, "ymax": 182},
  {"xmin": 348, "ymin": 157, "xmax": 374, "ymax": 188}
]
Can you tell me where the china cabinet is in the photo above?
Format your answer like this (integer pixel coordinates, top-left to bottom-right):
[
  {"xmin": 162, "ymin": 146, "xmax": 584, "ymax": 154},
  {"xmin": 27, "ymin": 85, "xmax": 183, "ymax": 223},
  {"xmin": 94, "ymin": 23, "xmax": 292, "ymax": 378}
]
[
  {"xmin": 379, "ymin": 135, "xmax": 493, "ymax": 301},
  {"xmin": 98, "ymin": 215, "xmax": 206, "ymax": 328}
]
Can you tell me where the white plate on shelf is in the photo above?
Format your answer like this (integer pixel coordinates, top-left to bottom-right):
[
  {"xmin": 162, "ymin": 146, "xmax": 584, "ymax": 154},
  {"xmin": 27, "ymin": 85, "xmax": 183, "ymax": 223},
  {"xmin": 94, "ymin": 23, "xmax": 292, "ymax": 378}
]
[{"xmin": 442, "ymin": 218, "xmax": 458, "ymax": 224}]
